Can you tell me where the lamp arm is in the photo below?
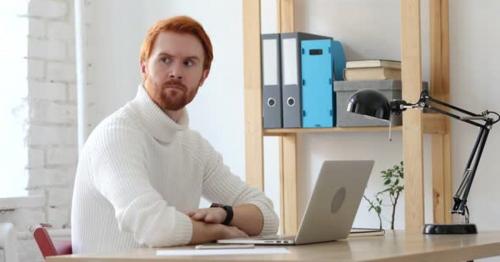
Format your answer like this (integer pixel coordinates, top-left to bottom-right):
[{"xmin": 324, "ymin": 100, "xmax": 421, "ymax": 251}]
[
  {"xmin": 421, "ymin": 105, "xmax": 485, "ymax": 128},
  {"xmin": 395, "ymin": 90, "xmax": 500, "ymax": 220},
  {"xmin": 420, "ymin": 93, "xmax": 488, "ymax": 128},
  {"xmin": 391, "ymin": 91, "xmax": 488, "ymax": 128},
  {"xmin": 420, "ymin": 92, "xmax": 500, "ymax": 219},
  {"xmin": 452, "ymin": 125, "xmax": 491, "ymax": 218},
  {"xmin": 424, "ymin": 94, "xmax": 481, "ymax": 117}
]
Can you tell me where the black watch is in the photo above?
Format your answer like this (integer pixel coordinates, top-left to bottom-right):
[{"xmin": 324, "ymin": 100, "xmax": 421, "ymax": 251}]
[{"xmin": 210, "ymin": 203, "xmax": 233, "ymax": 225}]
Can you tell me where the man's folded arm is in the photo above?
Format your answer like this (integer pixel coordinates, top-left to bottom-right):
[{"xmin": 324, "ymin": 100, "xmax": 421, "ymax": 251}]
[
  {"xmin": 199, "ymin": 136, "xmax": 279, "ymax": 236},
  {"xmin": 90, "ymin": 126, "xmax": 193, "ymax": 247}
]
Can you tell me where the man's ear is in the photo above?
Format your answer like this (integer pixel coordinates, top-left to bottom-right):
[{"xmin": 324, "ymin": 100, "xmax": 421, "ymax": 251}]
[
  {"xmin": 198, "ymin": 69, "xmax": 210, "ymax": 87},
  {"xmin": 140, "ymin": 61, "xmax": 147, "ymax": 78}
]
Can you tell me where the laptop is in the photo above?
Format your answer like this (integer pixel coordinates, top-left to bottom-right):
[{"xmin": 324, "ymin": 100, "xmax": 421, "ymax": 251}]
[{"xmin": 218, "ymin": 160, "xmax": 374, "ymax": 245}]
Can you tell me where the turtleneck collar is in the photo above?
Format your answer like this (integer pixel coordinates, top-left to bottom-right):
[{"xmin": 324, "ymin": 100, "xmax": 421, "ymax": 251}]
[{"xmin": 129, "ymin": 84, "xmax": 189, "ymax": 143}]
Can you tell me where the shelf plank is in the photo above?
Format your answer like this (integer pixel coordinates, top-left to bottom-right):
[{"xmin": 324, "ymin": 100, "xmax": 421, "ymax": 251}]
[
  {"xmin": 265, "ymin": 126, "xmax": 402, "ymax": 136},
  {"xmin": 263, "ymin": 114, "xmax": 446, "ymax": 136}
]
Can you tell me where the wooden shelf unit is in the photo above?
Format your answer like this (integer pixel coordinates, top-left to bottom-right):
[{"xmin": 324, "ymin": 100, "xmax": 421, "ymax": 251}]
[{"xmin": 242, "ymin": 0, "xmax": 452, "ymax": 234}]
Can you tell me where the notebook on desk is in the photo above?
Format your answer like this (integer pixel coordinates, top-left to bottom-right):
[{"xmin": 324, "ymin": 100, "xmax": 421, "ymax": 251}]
[{"xmin": 218, "ymin": 160, "xmax": 375, "ymax": 245}]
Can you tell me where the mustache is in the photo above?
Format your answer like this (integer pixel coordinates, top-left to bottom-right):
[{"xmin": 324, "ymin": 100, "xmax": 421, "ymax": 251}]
[{"xmin": 162, "ymin": 80, "xmax": 187, "ymax": 91}]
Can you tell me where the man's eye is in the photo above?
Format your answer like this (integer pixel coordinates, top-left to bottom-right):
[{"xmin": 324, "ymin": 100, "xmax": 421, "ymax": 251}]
[
  {"xmin": 161, "ymin": 57, "xmax": 171, "ymax": 63},
  {"xmin": 184, "ymin": 60, "xmax": 194, "ymax": 67}
]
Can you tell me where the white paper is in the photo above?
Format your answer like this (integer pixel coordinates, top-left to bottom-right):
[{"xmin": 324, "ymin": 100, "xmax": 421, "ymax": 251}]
[
  {"xmin": 156, "ymin": 247, "xmax": 289, "ymax": 256},
  {"xmin": 282, "ymin": 38, "xmax": 298, "ymax": 85},
  {"xmin": 263, "ymin": 39, "xmax": 278, "ymax": 85}
]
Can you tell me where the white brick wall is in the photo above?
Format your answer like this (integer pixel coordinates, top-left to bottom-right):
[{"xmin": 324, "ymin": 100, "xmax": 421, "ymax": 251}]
[
  {"xmin": 28, "ymin": 81, "xmax": 67, "ymax": 101},
  {"xmin": 46, "ymin": 147, "xmax": 78, "ymax": 166},
  {"xmin": 29, "ymin": 18, "xmax": 46, "ymax": 38},
  {"xmin": 26, "ymin": 0, "xmax": 77, "ymax": 227},
  {"xmin": 28, "ymin": 0, "xmax": 68, "ymax": 19},
  {"xmin": 47, "ymin": 21, "xmax": 74, "ymax": 40},
  {"xmin": 28, "ymin": 125, "xmax": 77, "ymax": 146},
  {"xmin": 28, "ymin": 38, "xmax": 67, "ymax": 61},
  {"xmin": 4, "ymin": 0, "xmax": 80, "ymax": 261},
  {"xmin": 30, "ymin": 101, "xmax": 76, "ymax": 123},
  {"xmin": 27, "ymin": 59, "xmax": 45, "ymax": 80}
]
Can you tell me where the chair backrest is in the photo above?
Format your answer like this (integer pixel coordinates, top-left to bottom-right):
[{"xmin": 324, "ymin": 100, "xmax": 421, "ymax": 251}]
[{"xmin": 33, "ymin": 227, "xmax": 72, "ymax": 258}]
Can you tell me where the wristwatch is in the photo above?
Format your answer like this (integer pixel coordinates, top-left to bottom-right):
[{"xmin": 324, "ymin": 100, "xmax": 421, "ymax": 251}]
[{"xmin": 210, "ymin": 203, "xmax": 233, "ymax": 225}]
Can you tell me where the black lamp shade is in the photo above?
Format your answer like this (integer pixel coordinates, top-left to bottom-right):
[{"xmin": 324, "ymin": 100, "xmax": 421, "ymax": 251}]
[{"xmin": 347, "ymin": 89, "xmax": 391, "ymax": 121}]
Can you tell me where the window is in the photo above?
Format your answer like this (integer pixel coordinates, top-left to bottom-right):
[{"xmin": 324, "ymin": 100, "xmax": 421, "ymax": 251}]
[{"xmin": 0, "ymin": 1, "xmax": 29, "ymax": 197}]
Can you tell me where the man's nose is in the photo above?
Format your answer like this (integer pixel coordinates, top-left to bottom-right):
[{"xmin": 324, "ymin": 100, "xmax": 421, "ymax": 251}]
[{"xmin": 168, "ymin": 63, "xmax": 183, "ymax": 80}]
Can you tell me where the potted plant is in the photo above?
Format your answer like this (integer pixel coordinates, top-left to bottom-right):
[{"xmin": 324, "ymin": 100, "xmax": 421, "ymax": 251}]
[{"xmin": 364, "ymin": 161, "xmax": 404, "ymax": 230}]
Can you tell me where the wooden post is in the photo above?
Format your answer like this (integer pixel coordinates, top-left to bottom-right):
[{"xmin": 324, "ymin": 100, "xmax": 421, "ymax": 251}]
[
  {"xmin": 430, "ymin": 0, "xmax": 452, "ymax": 224},
  {"xmin": 277, "ymin": 0, "xmax": 298, "ymax": 235},
  {"xmin": 401, "ymin": 0, "xmax": 425, "ymax": 232},
  {"xmin": 243, "ymin": 0, "xmax": 264, "ymax": 190},
  {"xmin": 279, "ymin": 134, "xmax": 298, "ymax": 234}
]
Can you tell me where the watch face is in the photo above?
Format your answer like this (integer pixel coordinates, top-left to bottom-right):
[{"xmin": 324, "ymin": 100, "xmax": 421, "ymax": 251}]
[{"xmin": 210, "ymin": 203, "xmax": 224, "ymax": 208}]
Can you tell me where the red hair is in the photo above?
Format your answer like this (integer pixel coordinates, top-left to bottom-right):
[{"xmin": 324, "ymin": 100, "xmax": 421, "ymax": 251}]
[{"xmin": 140, "ymin": 16, "xmax": 213, "ymax": 70}]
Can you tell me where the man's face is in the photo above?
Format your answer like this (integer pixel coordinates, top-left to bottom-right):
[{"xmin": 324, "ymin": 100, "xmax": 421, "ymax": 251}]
[{"xmin": 141, "ymin": 31, "xmax": 209, "ymax": 111}]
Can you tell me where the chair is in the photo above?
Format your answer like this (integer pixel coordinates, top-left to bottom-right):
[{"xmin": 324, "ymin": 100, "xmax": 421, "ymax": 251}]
[
  {"xmin": 0, "ymin": 222, "xmax": 19, "ymax": 262},
  {"xmin": 33, "ymin": 226, "xmax": 72, "ymax": 259}
]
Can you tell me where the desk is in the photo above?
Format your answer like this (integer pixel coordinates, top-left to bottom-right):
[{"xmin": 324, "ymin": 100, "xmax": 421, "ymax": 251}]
[{"xmin": 47, "ymin": 231, "xmax": 500, "ymax": 262}]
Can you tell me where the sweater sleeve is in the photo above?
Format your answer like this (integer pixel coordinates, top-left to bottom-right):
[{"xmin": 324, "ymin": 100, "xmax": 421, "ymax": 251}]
[
  {"xmin": 89, "ymin": 123, "xmax": 192, "ymax": 247},
  {"xmin": 196, "ymin": 136, "xmax": 279, "ymax": 236}
]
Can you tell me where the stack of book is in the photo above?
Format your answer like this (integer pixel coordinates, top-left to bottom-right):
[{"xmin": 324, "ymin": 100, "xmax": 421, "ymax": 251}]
[
  {"xmin": 334, "ymin": 59, "xmax": 403, "ymax": 127},
  {"xmin": 344, "ymin": 59, "xmax": 401, "ymax": 81}
]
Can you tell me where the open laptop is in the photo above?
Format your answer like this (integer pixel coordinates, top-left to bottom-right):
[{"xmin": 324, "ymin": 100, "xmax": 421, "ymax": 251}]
[{"xmin": 218, "ymin": 160, "xmax": 374, "ymax": 245}]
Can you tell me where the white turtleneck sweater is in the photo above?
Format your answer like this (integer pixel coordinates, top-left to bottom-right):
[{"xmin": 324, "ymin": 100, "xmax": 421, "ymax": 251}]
[{"xmin": 71, "ymin": 85, "xmax": 279, "ymax": 253}]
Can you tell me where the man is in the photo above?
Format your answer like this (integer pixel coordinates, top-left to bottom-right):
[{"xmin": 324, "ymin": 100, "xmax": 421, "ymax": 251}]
[{"xmin": 71, "ymin": 16, "xmax": 279, "ymax": 253}]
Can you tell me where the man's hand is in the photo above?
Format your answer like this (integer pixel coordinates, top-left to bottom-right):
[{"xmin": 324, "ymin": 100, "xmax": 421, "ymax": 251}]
[
  {"xmin": 189, "ymin": 218, "xmax": 248, "ymax": 245},
  {"xmin": 220, "ymin": 225, "xmax": 248, "ymax": 239},
  {"xmin": 188, "ymin": 204, "xmax": 264, "ymax": 236},
  {"xmin": 187, "ymin": 208, "xmax": 227, "ymax": 224}
]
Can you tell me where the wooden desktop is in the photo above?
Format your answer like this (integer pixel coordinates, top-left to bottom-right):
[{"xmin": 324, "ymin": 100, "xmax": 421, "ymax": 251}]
[{"xmin": 47, "ymin": 231, "xmax": 500, "ymax": 262}]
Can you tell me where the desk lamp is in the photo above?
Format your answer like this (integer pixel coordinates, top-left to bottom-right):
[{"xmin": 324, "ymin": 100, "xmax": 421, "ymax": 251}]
[{"xmin": 347, "ymin": 88, "xmax": 499, "ymax": 234}]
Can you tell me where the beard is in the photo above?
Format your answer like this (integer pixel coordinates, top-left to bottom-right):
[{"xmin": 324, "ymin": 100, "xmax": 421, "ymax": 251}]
[
  {"xmin": 160, "ymin": 80, "xmax": 190, "ymax": 110},
  {"xmin": 147, "ymin": 78, "xmax": 198, "ymax": 111}
]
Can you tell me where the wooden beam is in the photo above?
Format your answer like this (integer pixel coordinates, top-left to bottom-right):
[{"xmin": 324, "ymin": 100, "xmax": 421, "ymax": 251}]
[
  {"xmin": 401, "ymin": 0, "xmax": 425, "ymax": 232},
  {"xmin": 280, "ymin": 134, "xmax": 298, "ymax": 235},
  {"xmin": 431, "ymin": 128, "xmax": 453, "ymax": 224},
  {"xmin": 243, "ymin": 0, "xmax": 264, "ymax": 190},
  {"xmin": 277, "ymin": 0, "xmax": 294, "ymax": 33},
  {"xmin": 423, "ymin": 114, "xmax": 447, "ymax": 134},
  {"xmin": 431, "ymin": 134, "xmax": 446, "ymax": 223},
  {"xmin": 443, "ymin": 130, "xmax": 453, "ymax": 224},
  {"xmin": 430, "ymin": 0, "xmax": 452, "ymax": 224},
  {"xmin": 277, "ymin": 0, "xmax": 298, "ymax": 235},
  {"xmin": 430, "ymin": 0, "xmax": 450, "ymax": 101}
]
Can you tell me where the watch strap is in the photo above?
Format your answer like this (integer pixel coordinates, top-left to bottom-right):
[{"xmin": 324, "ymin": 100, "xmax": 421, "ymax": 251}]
[{"xmin": 210, "ymin": 203, "xmax": 233, "ymax": 225}]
